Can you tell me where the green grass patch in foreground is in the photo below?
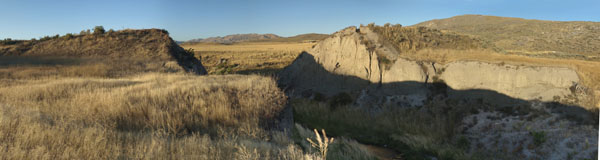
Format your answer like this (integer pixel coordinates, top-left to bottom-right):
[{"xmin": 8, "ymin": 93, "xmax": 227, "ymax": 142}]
[{"xmin": 291, "ymin": 98, "xmax": 485, "ymax": 160}]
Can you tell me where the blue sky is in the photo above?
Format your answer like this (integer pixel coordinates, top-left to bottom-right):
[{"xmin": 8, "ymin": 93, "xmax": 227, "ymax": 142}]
[{"xmin": 1, "ymin": 0, "xmax": 599, "ymax": 41}]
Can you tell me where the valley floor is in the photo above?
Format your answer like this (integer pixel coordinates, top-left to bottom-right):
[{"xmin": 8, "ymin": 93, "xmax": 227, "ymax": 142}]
[{"xmin": 0, "ymin": 41, "xmax": 597, "ymax": 159}]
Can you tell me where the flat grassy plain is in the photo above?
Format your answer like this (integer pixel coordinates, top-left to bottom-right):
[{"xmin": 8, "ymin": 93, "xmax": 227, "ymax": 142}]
[{"xmin": 180, "ymin": 42, "xmax": 315, "ymax": 75}]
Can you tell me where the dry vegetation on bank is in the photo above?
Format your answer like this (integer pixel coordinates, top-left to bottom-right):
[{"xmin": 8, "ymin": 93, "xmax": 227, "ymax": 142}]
[{"xmin": 368, "ymin": 24, "xmax": 491, "ymax": 53}]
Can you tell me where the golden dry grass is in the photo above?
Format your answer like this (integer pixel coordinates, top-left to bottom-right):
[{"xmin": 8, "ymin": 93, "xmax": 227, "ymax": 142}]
[
  {"xmin": 180, "ymin": 42, "xmax": 314, "ymax": 74},
  {"xmin": 414, "ymin": 15, "xmax": 600, "ymax": 57},
  {"xmin": 0, "ymin": 71, "xmax": 376, "ymax": 159},
  {"xmin": 0, "ymin": 73, "xmax": 298, "ymax": 159}
]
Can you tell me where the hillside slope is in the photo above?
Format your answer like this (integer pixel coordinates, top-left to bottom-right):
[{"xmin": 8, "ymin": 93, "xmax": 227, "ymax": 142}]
[
  {"xmin": 255, "ymin": 33, "xmax": 330, "ymax": 42},
  {"xmin": 0, "ymin": 29, "xmax": 207, "ymax": 74},
  {"xmin": 414, "ymin": 15, "xmax": 600, "ymax": 58},
  {"xmin": 279, "ymin": 24, "xmax": 598, "ymax": 159}
]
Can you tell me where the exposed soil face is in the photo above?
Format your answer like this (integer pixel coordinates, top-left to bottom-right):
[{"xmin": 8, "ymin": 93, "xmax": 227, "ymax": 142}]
[
  {"xmin": 279, "ymin": 24, "xmax": 598, "ymax": 159},
  {"xmin": 280, "ymin": 25, "xmax": 593, "ymax": 109}
]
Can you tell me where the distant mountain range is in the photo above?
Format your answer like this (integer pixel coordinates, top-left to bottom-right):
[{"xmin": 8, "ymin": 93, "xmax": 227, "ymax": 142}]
[{"xmin": 185, "ymin": 33, "xmax": 329, "ymax": 44}]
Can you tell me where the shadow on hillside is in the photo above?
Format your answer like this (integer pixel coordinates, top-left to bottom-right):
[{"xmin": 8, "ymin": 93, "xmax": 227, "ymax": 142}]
[
  {"xmin": 236, "ymin": 68, "xmax": 283, "ymax": 75},
  {"xmin": 0, "ymin": 56, "xmax": 88, "ymax": 67},
  {"xmin": 169, "ymin": 46, "xmax": 207, "ymax": 75},
  {"xmin": 278, "ymin": 52, "xmax": 599, "ymax": 125}
]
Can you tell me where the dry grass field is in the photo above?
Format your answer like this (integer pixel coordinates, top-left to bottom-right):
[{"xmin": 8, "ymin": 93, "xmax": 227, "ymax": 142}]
[
  {"xmin": 0, "ymin": 52, "xmax": 378, "ymax": 159},
  {"xmin": 0, "ymin": 73, "xmax": 287, "ymax": 159},
  {"xmin": 0, "ymin": 72, "xmax": 376, "ymax": 159},
  {"xmin": 180, "ymin": 42, "xmax": 315, "ymax": 75}
]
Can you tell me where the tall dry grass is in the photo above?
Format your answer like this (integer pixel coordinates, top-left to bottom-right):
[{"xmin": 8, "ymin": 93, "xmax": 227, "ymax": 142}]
[
  {"xmin": 0, "ymin": 72, "xmax": 378, "ymax": 159},
  {"xmin": 0, "ymin": 73, "xmax": 303, "ymax": 159}
]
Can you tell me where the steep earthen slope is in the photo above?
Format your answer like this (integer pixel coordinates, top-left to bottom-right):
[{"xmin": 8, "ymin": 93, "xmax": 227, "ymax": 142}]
[
  {"xmin": 279, "ymin": 24, "xmax": 598, "ymax": 160},
  {"xmin": 280, "ymin": 25, "xmax": 596, "ymax": 108},
  {"xmin": 280, "ymin": 24, "xmax": 597, "ymax": 159},
  {"xmin": 0, "ymin": 29, "xmax": 207, "ymax": 74}
]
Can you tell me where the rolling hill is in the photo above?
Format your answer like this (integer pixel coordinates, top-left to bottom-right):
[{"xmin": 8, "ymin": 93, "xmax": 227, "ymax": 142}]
[
  {"xmin": 187, "ymin": 33, "xmax": 281, "ymax": 43},
  {"xmin": 185, "ymin": 33, "xmax": 329, "ymax": 44},
  {"xmin": 0, "ymin": 29, "xmax": 207, "ymax": 74},
  {"xmin": 414, "ymin": 14, "xmax": 600, "ymax": 59}
]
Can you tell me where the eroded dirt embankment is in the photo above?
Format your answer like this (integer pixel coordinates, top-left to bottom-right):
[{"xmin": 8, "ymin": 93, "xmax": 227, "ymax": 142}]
[
  {"xmin": 280, "ymin": 26, "xmax": 594, "ymax": 109},
  {"xmin": 279, "ymin": 25, "xmax": 598, "ymax": 159}
]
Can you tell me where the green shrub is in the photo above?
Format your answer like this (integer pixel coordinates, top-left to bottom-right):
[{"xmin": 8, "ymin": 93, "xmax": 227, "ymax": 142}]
[
  {"xmin": 39, "ymin": 36, "xmax": 52, "ymax": 41},
  {"xmin": 378, "ymin": 56, "xmax": 392, "ymax": 65},
  {"xmin": 313, "ymin": 92, "xmax": 326, "ymax": 102},
  {"xmin": 529, "ymin": 131, "xmax": 546, "ymax": 146},
  {"xmin": 329, "ymin": 92, "xmax": 353, "ymax": 108},
  {"xmin": 457, "ymin": 136, "xmax": 471, "ymax": 150},
  {"xmin": 185, "ymin": 48, "xmax": 195, "ymax": 57},
  {"xmin": 1, "ymin": 38, "xmax": 17, "ymax": 45},
  {"xmin": 64, "ymin": 33, "xmax": 74, "ymax": 39},
  {"xmin": 93, "ymin": 26, "xmax": 105, "ymax": 35},
  {"xmin": 107, "ymin": 29, "xmax": 115, "ymax": 35}
]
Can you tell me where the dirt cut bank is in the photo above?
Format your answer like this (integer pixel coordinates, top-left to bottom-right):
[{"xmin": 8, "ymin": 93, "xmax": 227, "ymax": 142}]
[
  {"xmin": 280, "ymin": 25, "xmax": 597, "ymax": 109},
  {"xmin": 280, "ymin": 24, "xmax": 598, "ymax": 159}
]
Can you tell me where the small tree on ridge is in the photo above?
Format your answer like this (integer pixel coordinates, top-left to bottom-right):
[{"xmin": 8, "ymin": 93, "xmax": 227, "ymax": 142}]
[{"xmin": 93, "ymin": 26, "xmax": 105, "ymax": 35}]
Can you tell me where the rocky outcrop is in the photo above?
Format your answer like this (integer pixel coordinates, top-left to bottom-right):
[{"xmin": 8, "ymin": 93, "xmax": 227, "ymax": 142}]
[{"xmin": 279, "ymin": 25, "xmax": 594, "ymax": 108}]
